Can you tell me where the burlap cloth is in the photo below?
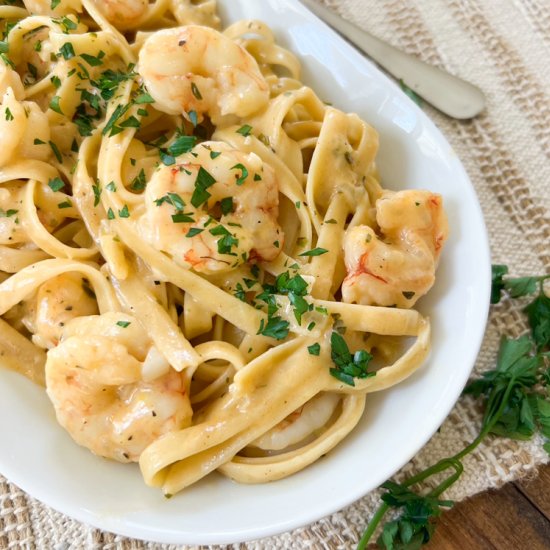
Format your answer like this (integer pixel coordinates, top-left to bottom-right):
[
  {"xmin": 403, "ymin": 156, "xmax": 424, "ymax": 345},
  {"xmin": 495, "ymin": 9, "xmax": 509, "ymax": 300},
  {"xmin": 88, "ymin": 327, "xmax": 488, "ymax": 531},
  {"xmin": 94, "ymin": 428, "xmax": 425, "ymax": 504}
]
[{"xmin": 1, "ymin": 0, "xmax": 549, "ymax": 548}]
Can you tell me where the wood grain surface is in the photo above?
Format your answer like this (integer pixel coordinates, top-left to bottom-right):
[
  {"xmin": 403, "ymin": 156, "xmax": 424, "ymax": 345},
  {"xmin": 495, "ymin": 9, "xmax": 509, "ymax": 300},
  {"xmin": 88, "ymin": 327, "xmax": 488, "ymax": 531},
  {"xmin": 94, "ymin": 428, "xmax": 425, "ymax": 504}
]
[{"xmin": 426, "ymin": 464, "xmax": 550, "ymax": 549}]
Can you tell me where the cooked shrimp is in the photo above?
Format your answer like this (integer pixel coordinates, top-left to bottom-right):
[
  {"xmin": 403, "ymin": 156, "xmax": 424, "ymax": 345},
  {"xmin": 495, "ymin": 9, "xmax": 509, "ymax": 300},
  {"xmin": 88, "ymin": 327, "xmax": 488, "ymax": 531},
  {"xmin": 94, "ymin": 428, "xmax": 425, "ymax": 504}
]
[
  {"xmin": 45, "ymin": 312, "xmax": 192, "ymax": 462},
  {"xmin": 140, "ymin": 141, "xmax": 282, "ymax": 274},
  {"xmin": 91, "ymin": 0, "xmax": 148, "ymax": 29},
  {"xmin": 21, "ymin": 273, "xmax": 99, "ymax": 349},
  {"xmin": 342, "ymin": 190, "xmax": 448, "ymax": 308},
  {"xmin": 0, "ymin": 88, "xmax": 50, "ymax": 167},
  {"xmin": 138, "ymin": 25, "xmax": 269, "ymax": 125},
  {"xmin": 22, "ymin": 0, "xmax": 82, "ymax": 16},
  {"xmin": 251, "ymin": 393, "xmax": 340, "ymax": 451}
]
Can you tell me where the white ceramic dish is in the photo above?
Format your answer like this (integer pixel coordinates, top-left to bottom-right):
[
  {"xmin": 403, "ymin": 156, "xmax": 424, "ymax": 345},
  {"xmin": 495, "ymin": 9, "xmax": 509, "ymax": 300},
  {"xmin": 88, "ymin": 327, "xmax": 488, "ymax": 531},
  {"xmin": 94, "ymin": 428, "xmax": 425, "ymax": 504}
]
[{"xmin": 0, "ymin": 0, "xmax": 491, "ymax": 545}]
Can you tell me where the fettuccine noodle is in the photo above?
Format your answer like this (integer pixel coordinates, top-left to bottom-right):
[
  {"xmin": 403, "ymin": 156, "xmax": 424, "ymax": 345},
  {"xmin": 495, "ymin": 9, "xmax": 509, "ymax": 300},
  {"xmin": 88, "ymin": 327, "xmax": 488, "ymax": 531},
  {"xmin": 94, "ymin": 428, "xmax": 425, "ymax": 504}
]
[{"xmin": 0, "ymin": 0, "xmax": 448, "ymax": 495}]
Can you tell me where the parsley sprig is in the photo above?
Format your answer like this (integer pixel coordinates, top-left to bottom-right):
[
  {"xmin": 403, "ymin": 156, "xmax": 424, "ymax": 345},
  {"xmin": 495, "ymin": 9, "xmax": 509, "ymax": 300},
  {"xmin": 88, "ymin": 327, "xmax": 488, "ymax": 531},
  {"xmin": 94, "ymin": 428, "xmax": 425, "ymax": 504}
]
[{"xmin": 358, "ymin": 265, "xmax": 549, "ymax": 549}]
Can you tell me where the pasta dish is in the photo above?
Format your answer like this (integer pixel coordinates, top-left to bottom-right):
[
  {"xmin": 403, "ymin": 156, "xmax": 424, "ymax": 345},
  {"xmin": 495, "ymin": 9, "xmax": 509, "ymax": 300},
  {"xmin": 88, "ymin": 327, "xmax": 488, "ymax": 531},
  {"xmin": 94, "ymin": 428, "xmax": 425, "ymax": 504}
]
[{"xmin": 0, "ymin": 0, "xmax": 448, "ymax": 497}]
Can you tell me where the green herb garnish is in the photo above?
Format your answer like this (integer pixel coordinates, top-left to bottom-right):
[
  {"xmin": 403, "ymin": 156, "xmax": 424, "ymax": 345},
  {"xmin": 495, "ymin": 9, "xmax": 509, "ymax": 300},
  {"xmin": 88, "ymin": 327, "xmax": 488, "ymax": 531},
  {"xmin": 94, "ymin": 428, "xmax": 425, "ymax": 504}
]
[
  {"xmin": 190, "ymin": 166, "xmax": 216, "ymax": 208},
  {"xmin": 236, "ymin": 124, "xmax": 253, "ymax": 137},
  {"xmin": 358, "ymin": 265, "xmax": 550, "ymax": 549},
  {"xmin": 48, "ymin": 177, "xmax": 65, "ymax": 192},
  {"xmin": 299, "ymin": 248, "xmax": 329, "ymax": 257}
]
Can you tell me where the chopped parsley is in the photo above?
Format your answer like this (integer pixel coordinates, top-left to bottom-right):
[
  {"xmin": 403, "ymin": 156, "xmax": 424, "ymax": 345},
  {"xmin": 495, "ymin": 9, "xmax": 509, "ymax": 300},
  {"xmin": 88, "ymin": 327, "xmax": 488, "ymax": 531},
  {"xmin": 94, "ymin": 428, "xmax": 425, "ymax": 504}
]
[
  {"xmin": 236, "ymin": 124, "xmax": 253, "ymax": 137},
  {"xmin": 130, "ymin": 169, "xmax": 146, "ymax": 191},
  {"xmin": 220, "ymin": 197, "xmax": 234, "ymax": 215},
  {"xmin": 172, "ymin": 212, "xmax": 195, "ymax": 223},
  {"xmin": 191, "ymin": 82, "xmax": 202, "ymax": 100},
  {"xmin": 167, "ymin": 135, "xmax": 197, "ymax": 157},
  {"xmin": 257, "ymin": 316, "xmax": 290, "ymax": 340},
  {"xmin": 49, "ymin": 141, "xmax": 63, "ymax": 162},
  {"xmin": 80, "ymin": 51, "xmax": 105, "ymax": 67},
  {"xmin": 307, "ymin": 343, "xmax": 321, "ymax": 356},
  {"xmin": 0, "ymin": 209, "xmax": 18, "ymax": 218},
  {"xmin": 190, "ymin": 166, "xmax": 216, "ymax": 208},
  {"xmin": 92, "ymin": 183, "xmax": 101, "ymax": 206},
  {"xmin": 231, "ymin": 163, "xmax": 249, "ymax": 186},
  {"xmin": 186, "ymin": 228, "xmax": 204, "ymax": 238},
  {"xmin": 54, "ymin": 16, "xmax": 77, "ymax": 33},
  {"xmin": 134, "ymin": 92, "xmax": 155, "ymax": 104},
  {"xmin": 234, "ymin": 283, "xmax": 247, "ymax": 302},
  {"xmin": 120, "ymin": 116, "xmax": 140, "ymax": 128},
  {"xmin": 119, "ymin": 205, "xmax": 130, "ymax": 218},
  {"xmin": 329, "ymin": 332, "xmax": 374, "ymax": 386},
  {"xmin": 299, "ymin": 247, "xmax": 329, "ymax": 257},
  {"xmin": 116, "ymin": 320, "xmax": 131, "ymax": 328},
  {"xmin": 102, "ymin": 104, "xmax": 130, "ymax": 136},
  {"xmin": 209, "ymin": 225, "xmax": 238, "ymax": 256},
  {"xmin": 58, "ymin": 42, "xmax": 75, "ymax": 60},
  {"xmin": 48, "ymin": 177, "xmax": 65, "ymax": 192},
  {"xmin": 49, "ymin": 96, "xmax": 63, "ymax": 114}
]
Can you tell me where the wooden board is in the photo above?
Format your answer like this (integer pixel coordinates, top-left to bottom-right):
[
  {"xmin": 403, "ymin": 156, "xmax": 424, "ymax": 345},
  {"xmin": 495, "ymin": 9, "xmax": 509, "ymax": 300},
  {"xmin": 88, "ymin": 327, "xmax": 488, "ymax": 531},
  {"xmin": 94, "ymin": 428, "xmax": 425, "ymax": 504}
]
[{"xmin": 426, "ymin": 464, "xmax": 550, "ymax": 549}]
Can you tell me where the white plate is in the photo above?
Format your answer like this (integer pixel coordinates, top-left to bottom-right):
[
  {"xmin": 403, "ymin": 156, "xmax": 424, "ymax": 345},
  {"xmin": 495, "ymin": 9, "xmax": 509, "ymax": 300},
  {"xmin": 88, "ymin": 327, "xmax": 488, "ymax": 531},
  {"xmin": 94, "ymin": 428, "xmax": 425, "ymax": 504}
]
[{"xmin": 0, "ymin": 0, "xmax": 491, "ymax": 545}]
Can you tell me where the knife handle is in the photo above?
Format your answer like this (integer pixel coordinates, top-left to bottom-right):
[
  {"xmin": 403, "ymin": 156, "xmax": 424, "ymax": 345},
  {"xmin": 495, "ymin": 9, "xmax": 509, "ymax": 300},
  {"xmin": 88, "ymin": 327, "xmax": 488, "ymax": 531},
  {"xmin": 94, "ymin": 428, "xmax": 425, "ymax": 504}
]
[{"xmin": 299, "ymin": 0, "xmax": 486, "ymax": 119}]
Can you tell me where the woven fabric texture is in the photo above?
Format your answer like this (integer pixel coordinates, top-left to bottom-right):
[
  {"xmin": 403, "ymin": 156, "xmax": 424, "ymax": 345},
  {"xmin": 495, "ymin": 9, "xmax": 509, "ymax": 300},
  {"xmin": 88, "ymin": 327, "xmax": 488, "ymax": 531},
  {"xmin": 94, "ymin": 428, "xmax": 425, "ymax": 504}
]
[{"xmin": 1, "ymin": 0, "xmax": 549, "ymax": 548}]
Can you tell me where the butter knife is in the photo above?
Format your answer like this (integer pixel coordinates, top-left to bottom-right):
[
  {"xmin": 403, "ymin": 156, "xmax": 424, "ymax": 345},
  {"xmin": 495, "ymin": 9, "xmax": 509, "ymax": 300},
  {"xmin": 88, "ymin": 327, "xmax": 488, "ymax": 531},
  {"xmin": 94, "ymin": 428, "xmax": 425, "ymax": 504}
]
[{"xmin": 299, "ymin": 0, "xmax": 486, "ymax": 119}]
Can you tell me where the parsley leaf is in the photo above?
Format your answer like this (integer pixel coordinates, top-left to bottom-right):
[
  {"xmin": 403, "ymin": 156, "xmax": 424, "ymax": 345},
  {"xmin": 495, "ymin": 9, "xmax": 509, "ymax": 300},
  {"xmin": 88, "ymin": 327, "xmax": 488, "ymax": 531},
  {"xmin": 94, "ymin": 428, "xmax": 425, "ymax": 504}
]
[
  {"xmin": 130, "ymin": 169, "xmax": 146, "ymax": 191},
  {"xmin": 58, "ymin": 42, "xmax": 75, "ymax": 60},
  {"xmin": 209, "ymin": 225, "xmax": 238, "ymax": 256},
  {"xmin": 307, "ymin": 343, "xmax": 321, "ymax": 356},
  {"xmin": 92, "ymin": 183, "xmax": 101, "ymax": 206},
  {"xmin": 49, "ymin": 95, "xmax": 63, "ymax": 115},
  {"xmin": 257, "ymin": 316, "xmax": 290, "ymax": 340},
  {"xmin": 236, "ymin": 124, "xmax": 253, "ymax": 137},
  {"xmin": 330, "ymin": 332, "xmax": 374, "ymax": 387},
  {"xmin": 524, "ymin": 293, "xmax": 550, "ymax": 351},
  {"xmin": 167, "ymin": 135, "xmax": 196, "ymax": 157},
  {"xmin": 49, "ymin": 141, "xmax": 62, "ymax": 162},
  {"xmin": 172, "ymin": 212, "xmax": 195, "ymax": 223},
  {"xmin": 134, "ymin": 92, "xmax": 155, "ymax": 104},
  {"xmin": 231, "ymin": 163, "xmax": 249, "ymax": 186},
  {"xmin": 299, "ymin": 247, "xmax": 329, "ymax": 257},
  {"xmin": 47, "ymin": 177, "xmax": 65, "ymax": 192},
  {"xmin": 186, "ymin": 228, "xmax": 204, "ymax": 238},
  {"xmin": 190, "ymin": 166, "xmax": 216, "ymax": 208},
  {"xmin": 505, "ymin": 277, "xmax": 540, "ymax": 298},
  {"xmin": 80, "ymin": 51, "xmax": 105, "ymax": 67},
  {"xmin": 220, "ymin": 197, "xmax": 234, "ymax": 215},
  {"xmin": 191, "ymin": 82, "xmax": 202, "ymax": 100}
]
